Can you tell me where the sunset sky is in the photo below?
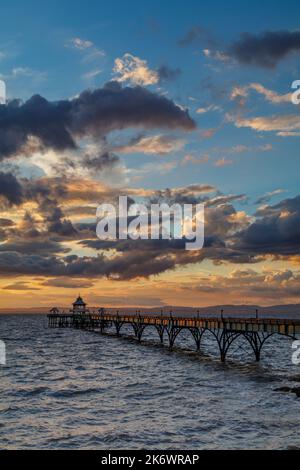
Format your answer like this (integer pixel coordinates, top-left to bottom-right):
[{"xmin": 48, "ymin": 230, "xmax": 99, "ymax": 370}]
[{"xmin": 0, "ymin": 0, "xmax": 300, "ymax": 309}]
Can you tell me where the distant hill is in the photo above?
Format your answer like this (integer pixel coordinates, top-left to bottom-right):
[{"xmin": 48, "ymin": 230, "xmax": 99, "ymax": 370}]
[
  {"xmin": 106, "ymin": 304, "xmax": 300, "ymax": 319},
  {"xmin": 1, "ymin": 304, "xmax": 300, "ymax": 319},
  {"xmin": 0, "ymin": 307, "xmax": 52, "ymax": 315}
]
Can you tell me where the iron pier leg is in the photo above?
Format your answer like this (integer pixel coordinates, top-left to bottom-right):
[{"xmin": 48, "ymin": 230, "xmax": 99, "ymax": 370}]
[
  {"xmin": 132, "ymin": 323, "xmax": 145, "ymax": 342},
  {"xmin": 216, "ymin": 330, "xmax": 241, "ymax": 363},
  {"xmin": 166, "ymin": 325, "xmax": 181, "ymax": 349},
  {"xmin": 114, "ymin": 321, "xmax": 123, "ymax": 336},
  {"xmin": 190, "ymin": 328, "xmax": 204, "ymax": 352},
  {"xmin": 155, "ymin": 325, "xmax": 165, "ymax": 344},
  {"xmin": 244, "ymin": 332, "xmax": 273, "ymax": 362}
]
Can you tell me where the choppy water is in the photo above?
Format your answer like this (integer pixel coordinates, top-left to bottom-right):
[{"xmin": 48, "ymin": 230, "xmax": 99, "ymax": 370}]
[{"xmin": 0, "ymin": 314, "xmax": 299, "ymax": 450}]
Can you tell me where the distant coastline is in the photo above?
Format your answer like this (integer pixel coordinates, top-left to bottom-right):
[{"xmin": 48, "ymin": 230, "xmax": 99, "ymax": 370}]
[{"xmin": 1, "ymin": 303, "xmax": 300, "ymax": 319}]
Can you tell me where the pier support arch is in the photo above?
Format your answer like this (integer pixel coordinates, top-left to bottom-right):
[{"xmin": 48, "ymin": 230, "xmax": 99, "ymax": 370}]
[
  {"xmin": 131, "ymin": 322, "xmax": 146, "ymax": 342},
  {"xmin": 189, "ymin": 327, "xmax": 205, "ymax": 352},
  {"xmin": 243, "ymin": 332, "xmax": 274, "ymax": 362},
  {"xmin": 155, "ymin": 324, "xmax": 165, "ymax": 344},
  {"xmin": 113, "ymin": 318, "xmax": 124, "ymax": 336},
  {"xmin": 166, "ymin": 323, "xmax": 181, "ymax": 349}
]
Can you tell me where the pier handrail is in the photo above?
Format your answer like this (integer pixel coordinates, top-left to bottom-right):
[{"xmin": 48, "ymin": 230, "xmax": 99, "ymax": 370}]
[{"xmin": 47, "ymin": 311, "xmax": 300, "ymax": 325}]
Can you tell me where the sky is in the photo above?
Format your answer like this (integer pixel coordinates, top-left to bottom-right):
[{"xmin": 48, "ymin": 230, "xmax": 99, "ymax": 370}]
[{"xmin": 0, "ymin": 0, "xmax": 300, "ymax": 310}]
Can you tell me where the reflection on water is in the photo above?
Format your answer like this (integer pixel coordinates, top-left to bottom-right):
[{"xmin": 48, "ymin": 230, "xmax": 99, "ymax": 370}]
[{"xmin": 0, "ymin": 314, "xmax": 299, "ymax": 449}]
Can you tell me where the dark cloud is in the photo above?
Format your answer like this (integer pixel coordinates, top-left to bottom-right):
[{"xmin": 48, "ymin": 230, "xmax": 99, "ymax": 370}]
[
  {"xmin": 206, "ymin": 194, "xmax": 247, "ymax": 207},
  {"xmin": 150, "ymin": 184, "xmax": 216, "ymax": 205},
  {"xmin": 0, "ymin": 250, "xmax": 175, "ymax": 279},
  {"xmin": 82, "ymin": 151, "xmax": 120, "ymax": 171},
  {"xmin": 3, "ymin": 281, "xmax": 41, "ymax": 291},
  {"xmin": 0, "ymin": 239, "xmax": 70, "ymax": 255},
  {"xmin": 254, "ymin": 190, "xmax": 285, "ymax": 206},
  {"xmin": 0, "ymin": 96, "xmax": 75, "ymax": 158},
  {"xmin": 233, "ymin": 195, "xmax": 300, "ymax": 255},
  {"xmin": 228, "ymin": 30, "xmax": 300, "ymax": 68},
  {"xmin": 42, "ymin": 278, "xmax": 94, "ymax": 289},
  {"xmin": 0, "ymin": 236, "xmax": 255, "ymax": 280},
  {"xmin": 70, "ymin": 82, "xmax": 195, "ymax": 135},
  {"xmin": 25, "ymin": 180, "xmax": 77, "ymax": 237},
  {"xmin": 64, "ymin": 205, "xmax": 98, "ymax": 217},
  {"xmin": 46, "ymin": 209, "xmax": 77, "ymax": 237},
  {"xmin": 0, "ymin": 187, "xmax": 257, "ymax": 280},
  {"xmin": 0, "ymin": 82, "xmax": 195, "ymax": 160},
  {"xmin": 79, "ymin": 238, "xmax": 188, "ymax": 252},
  {"xmin": 0, "ymin": 172, "xmax": 23, "ymax": 205},
  {"xmin": 0, "ymin": 218, "xmax": 15, "ymax": 227},
  {"xmin": 0, "ymin": 169, "xmax": 298, "ymax": 280},
  {"xmin": 0, "ymin": 176, "xmax": 78, "ymax": 244},
  {"xmin": 157, "ymin": 65, "xmax": 181, "ymax": 82},
  {"xmin": 0, "ymin": 252, "xmax": 64, "ymax": 276}
]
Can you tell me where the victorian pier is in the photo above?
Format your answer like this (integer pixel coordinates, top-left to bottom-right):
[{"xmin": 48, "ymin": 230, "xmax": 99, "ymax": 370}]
[{"xmin": 47, "ymin": 296, "xmax": 300, "ymax": 363}]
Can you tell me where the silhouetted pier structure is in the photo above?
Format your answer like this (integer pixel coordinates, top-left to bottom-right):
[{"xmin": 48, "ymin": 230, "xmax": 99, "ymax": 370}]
[{"xmin": 48, "ymin": 298, "xmax": 300, "ymax": 362}]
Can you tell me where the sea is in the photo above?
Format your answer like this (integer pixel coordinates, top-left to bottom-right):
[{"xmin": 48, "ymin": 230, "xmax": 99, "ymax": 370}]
[{"xmin": 0, "ymin": 314, "xmax": 299, "ymax": 450}]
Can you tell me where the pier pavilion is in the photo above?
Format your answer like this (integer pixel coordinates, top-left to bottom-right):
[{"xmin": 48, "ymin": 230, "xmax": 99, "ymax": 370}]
[{"xmin": 71, "ymin": 295, "xmax": 87, "ymax": 315}]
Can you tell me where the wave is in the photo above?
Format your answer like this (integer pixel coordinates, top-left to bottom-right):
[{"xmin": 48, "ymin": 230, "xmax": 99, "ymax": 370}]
[{"xmin": 50, "ymin": 387, "xmax": 102, "ymax": 398}]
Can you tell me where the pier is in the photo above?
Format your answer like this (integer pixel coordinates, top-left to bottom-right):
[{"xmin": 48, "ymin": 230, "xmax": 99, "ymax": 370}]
[{"xmin": 47, "ymin": 297, "xmax": 300, "ymax": 362}]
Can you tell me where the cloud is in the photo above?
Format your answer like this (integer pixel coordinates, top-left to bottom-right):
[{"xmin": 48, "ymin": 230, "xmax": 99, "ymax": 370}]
[
  {"xmin": 157, "ymin": 65, "xmax": 181, "ymax": 82},
  {"xmin": 82, "ymin": 69, "xmax": 102, "ymax": 80},
  {"xmin": 1, "ymin": 67, "xmax": 47, "ymax": 83},
  {"xmin": 78, "ymin": 197, "xmax": 254, "ymax": 272},
  {"xmin": 0, "ymin": 249, "xmax": 197, "ymax": 280},
  {"xmin": 255, "ymin": 189, "xmax": 287, "ymax": 205},
  {"xmin": 206, "ymin": 194, "xmax": 248, "ymax": 207},
  {"xmin": 182, "ymin": 268, "xmax": 300, "ymax": 304},
  {"xmin": 196, "ymin": 104, "xmax": 220, "ymax": 114},
  {"xmin": 0, "ymin": 172, "xmax": 23, "ymax": 205},
  {"xmin": 11, "ymin": 67, "xmax": 42, "ymax": 78},
  {"xmin": 0, "ymin": 218, "xmax": 15, "ymax": 227},
  {"xmin": 42, "ymin": 278, "xmax": 94, "ymax": 289},
  {"xmin": 115, "ymin": 134, "xmax": 185, "ymax": 155},
  {"xmin": 181, "ymin": 153, "xmax": 210, "ymax": 165},
  {"xmin": 0, "ymin": 252, "xmax": 64, "ymax": 276},
  {"xmin": 2, "ymin": 168, "xmax": 299, "ymax": 281},
  {"xmin": 231, "ymin": 82, "xmax": 292, "ymax": 104},
  {"xmin": 228, "ymin": 30, "xmax": 300, "ymax": 68},
  {"xmin": 277, "ymin": 131, "xmax": 300, "ymax": 137},
  {"xmin": 200, "ymin": 128, "xmax": 218, "ymax": 139},
  {"xmin": 67, "ymin": 37, "xmax": 105, "ymax": 62},
  {"xmin": 233, "ymin": 195, "xmax": 300, "ymax": 256},
  {"xmin": 0, "ymin": 239, "xmax": 70, "ymax": 256},
  {"xmin": 85, "ymin": 49, "xmax": 106, "ymax": 60},
  {"xmin": 203, "ymin": 49, "xmax": 230, "ymax": 62},
  {"xmin": 213, "ymin": 158, "xmax": 233, "ymax": 167},
  {"xmin": 68, "ymin": 37, "xmax": 94, "ymax": 50},
  {"xmin": 128, "ymin": 160, "xmax": 178, "ymax": 179},
  {"xmin": 82, "ymin": 151, "xmax": 120, "ymax": 170},
  {"xmin": 233, "ymin": 114, "xmax": 300, "ymax": 134},
  {"xmin": 113, "ymin": 53, "xmax": 159, "ymax": 86},
  {"xmin": 0, "ymin": 81, "xmax": 195, "ymax": 160},
  {"xmin": 211, "ymin": 143, "xmax": 272, "ymax": 156},
  {"xmin": 3, "ymin": 281, "xmax": 40, "ymax": 291},
  {"xmin": 151, "ymin": 184, "xmax": 216, "ymax": 204}
]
